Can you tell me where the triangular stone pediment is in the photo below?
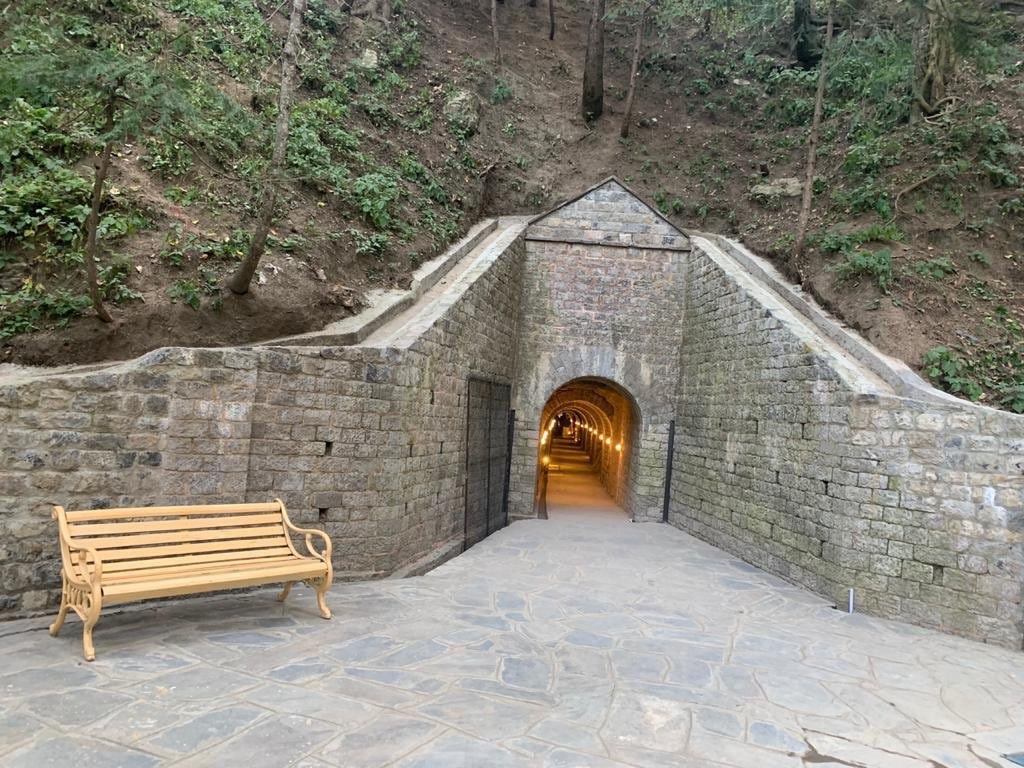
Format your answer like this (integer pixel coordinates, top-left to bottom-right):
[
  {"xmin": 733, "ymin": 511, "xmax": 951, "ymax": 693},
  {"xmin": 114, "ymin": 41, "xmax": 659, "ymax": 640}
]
[{"xmin": 526, "ymin": 178, "xmax": 689, "ymax": 250}]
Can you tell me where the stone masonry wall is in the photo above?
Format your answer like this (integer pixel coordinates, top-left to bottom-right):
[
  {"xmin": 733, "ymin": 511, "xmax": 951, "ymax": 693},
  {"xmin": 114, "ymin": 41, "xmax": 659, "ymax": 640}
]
[
  {"xmin": 2, "ymin": 178, "xmax": 1021, "ymax": 651},
  {"xmin": 509, "ymin": 179, "xmax": 689, "ymax": 522},
  {"xmin": 0, "ymin": 235, "xmax": 524, "ymax": 617},
  {"xmin": 671, "ymin": 237, "xmax": 1024, "ymax": 648}
]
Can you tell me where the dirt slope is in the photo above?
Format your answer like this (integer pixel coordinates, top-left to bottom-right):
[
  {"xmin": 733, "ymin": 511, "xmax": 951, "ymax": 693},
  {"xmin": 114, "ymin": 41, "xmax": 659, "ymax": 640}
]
[{"xmin": 3, "ymin": 0, "xmax": 1022, "ymax": 410}]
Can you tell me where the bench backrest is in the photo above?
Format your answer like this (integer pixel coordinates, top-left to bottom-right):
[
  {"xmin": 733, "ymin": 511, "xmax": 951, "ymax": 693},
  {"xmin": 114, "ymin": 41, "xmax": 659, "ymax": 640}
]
[{"xmin": 53, "ymin": 501, "xmax": 298, "ymax": 580}]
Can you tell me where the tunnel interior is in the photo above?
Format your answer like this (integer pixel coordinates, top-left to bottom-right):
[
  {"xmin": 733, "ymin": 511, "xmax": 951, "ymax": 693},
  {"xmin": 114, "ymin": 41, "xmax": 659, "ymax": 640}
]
[{"xmin": 534, "ymin": 378, "xmax": 641, "ymax": 520}]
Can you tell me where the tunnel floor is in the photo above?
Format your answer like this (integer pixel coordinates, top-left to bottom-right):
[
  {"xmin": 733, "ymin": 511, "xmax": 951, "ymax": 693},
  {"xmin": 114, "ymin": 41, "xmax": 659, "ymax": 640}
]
[
  {"xmin": 544, "ymin": 436, "xmax": 630, "ymax": 522},
  {"xmin": 2, "ymin": 519, "xmax": 1021, "ymax": 767}
]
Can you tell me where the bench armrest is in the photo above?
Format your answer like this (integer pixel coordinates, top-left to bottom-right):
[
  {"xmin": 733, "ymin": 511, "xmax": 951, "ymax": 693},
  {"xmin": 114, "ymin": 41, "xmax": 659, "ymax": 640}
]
[
  {"xmin": 277, "ymin": 500, "xmax": 332, "ymax": 563},
  {"xmin": 52, "ymin": 505, "xmax": 103, "ymax": 587},
  {"xmin": 289, "ymin": 524, "xmax": 332, "ymax": 562},
  {"xmin": 66, "ymin": 540, "xmax": 105, "ymax": 585}
]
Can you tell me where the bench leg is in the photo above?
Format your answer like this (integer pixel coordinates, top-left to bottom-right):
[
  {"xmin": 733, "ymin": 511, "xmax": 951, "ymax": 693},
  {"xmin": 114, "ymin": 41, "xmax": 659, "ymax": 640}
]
[
  {"xmin": 82, "ymin": 613, "xmax": 99, "ymax": 662},
  {"xmin": 50, "ymin": 604, "xmax": 70, "ymax": 637},
  {"xmin": 49, "ymin": 598, "xmax": 69, "ymax": 638},
  {"xmin": 314, "ymin": 577, "xmax": 331, "ymax": 620},
  {"xmin": 80, "ymin": 590, "xmax": 102, "ymax": 662},
  {"xmin": 49, "ymin": 579, "xmax": 70, "ymax": 638},
  {"xmin": 277, "ymin": 581, "xmax": 294, "ymax": 603}
]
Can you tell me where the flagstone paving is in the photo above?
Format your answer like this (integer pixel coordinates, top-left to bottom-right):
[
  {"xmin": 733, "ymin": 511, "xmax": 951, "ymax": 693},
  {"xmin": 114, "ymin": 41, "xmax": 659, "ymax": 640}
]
[{"xmin": 2, "ymin": 518, "xmax": 1023, "ymax": 767}]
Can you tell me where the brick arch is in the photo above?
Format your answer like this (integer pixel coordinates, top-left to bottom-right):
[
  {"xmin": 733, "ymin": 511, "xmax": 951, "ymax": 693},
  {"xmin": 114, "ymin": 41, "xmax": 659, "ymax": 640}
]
[
  {"xmin": 541, "ymin": 394, "xmax": 613, "ymax": 435},
  {"xmin": 542, "ymin": 388, "xmax": 615, "ymax": 420},
  {"xmin": 528, "ymin": 376, "xmax": 644, "ymax": 518}
]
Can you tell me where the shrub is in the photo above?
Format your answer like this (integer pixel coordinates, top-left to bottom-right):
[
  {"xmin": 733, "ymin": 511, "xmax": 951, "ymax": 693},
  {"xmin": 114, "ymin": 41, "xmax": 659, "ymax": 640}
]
[
  {"xmin": 831, "ymin": 248, "xmax": 893, "ymax": 292},
  {"xmin": 491, "ymin": 79, "xmax": 512, "ymax": 104},
  {"xmin": 167, "ymin": 270, "xmax": 219, "ymax": 310},
  {"xmin": 0, "ymin": 280, "xmax": 91, "ymax": 338},
  {"xmin": 922, "ymin": 346, "xmax": 984, "ymax": 400},
  {"xmin": 913, "ymin": 256, "xmax": 956, "ymax": 280},
  {"xmin": 143, "ymin": 136, "xmax": 193, "ymax": 177},
  {"xmin": 0, "ymin": 167, "xmax": 90, "ymax": 250},
  {"xmin": 99, "ymin": 259, "xmax": 143, "ymax": 304},
  {"xmin": 386, "ymin": 26, "xmax": 422, "ymax": 69},
  {"xmin": 352, "ymin": 172, "xmax": 400, "ymax": 229},
  {"xmin": 348, "ymin": 228, "xmax": 390, "ymax": 257},
  {"xmin": 816, "ymin": 223, "xmax": 903, "ymax": 254}
]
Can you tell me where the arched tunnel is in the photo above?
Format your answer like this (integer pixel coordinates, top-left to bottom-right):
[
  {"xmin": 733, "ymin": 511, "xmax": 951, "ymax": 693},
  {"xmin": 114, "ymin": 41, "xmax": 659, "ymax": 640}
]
[{"xmin": 533, "ymin": 378, "xmax": 641, "ymax": 520}]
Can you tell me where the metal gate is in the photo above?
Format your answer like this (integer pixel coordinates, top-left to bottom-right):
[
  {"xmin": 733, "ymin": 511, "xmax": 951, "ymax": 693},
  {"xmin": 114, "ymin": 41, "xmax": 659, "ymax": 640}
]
[{"xmin": 465, "ymin": 378, "xmax": 513, "ymax": 549}]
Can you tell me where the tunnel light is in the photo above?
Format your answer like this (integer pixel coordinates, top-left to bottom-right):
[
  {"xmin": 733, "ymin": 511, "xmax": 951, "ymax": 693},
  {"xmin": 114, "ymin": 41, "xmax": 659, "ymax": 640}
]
[
  {"xmin": 605, "ymin": 437, "xmax": 612, "ymax": 445},
  {"xmin": 615, "ymin": 442, "xmax": 622, "ymax": 452},
  {"xmin": 541, "ymin": 455, "xmax": 550, "ymax": 467}
]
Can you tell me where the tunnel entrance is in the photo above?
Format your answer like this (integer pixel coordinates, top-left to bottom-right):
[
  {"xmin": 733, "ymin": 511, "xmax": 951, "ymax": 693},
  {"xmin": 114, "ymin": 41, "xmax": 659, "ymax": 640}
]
[{"xmin": 534, "ymin": 378, "xmax": 640, "ymax": 521}]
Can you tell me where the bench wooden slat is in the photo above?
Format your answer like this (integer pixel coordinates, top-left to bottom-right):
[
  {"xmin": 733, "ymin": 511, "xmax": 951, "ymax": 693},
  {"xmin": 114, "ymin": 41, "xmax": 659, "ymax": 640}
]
[
  {"xmin": 100, "ymin": 546, "xmax": 296, "ymax": 573},
  {"xmin": 65, "ymin": 502, "xmax": 282, "ymax": 523},
  {"xmin": 103, "ymin": 561, "xmax": 327, "ymax": 604},
  {"xmin": 77, "ymin": 524, "xmax": 286, "ymax": 550},
  {"xmin": 68, "ymin": 513, "xmax": 284, "ymax": 537},
  {"xmin": 102, "ymin": 555, "xmax": 302, "ymax": 584},
  {"xmin": 93, "ymin": 535, "xmax": 291, "ymax": 563}
]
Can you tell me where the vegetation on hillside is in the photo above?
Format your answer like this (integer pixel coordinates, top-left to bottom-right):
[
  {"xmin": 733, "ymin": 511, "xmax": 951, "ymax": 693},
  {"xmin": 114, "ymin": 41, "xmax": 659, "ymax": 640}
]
[
  {"xmin": 0, "ymin": 0, "xmax": 1022, "ymax": 412},
  {"xmin": 602, "ymin": 0, "xmax": 1024, "ymax": 412},
  {"xmin": 1, "ymin": 0, "xmax": 470, "ymax": 359}
]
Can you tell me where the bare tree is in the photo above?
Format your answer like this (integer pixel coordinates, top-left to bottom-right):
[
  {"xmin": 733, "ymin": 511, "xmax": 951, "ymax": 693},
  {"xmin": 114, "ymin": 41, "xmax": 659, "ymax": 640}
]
[
  {"xmin": 911, "ymin": 0, "xmax": 955, "ymax": 120},
  {"xmin": 581, "ymin": 0, "xmax": 606, "ymax": 121},
  {"xmin": 491, "ymin": 0, "xmax": 502, "ymax": 68},
  {"xmin": 620, "ymin": 2, "xmax": 654, "ymax": 138},
  {"xmin": 82, "ymin": 83, "xmax": 121, "ymax": 323},
  {"xmin": 792, "ymin": 0, "xmax": 834, "ymax": 270},
  {"xmin": 228, "ymin": 0, "xmax": 308, "ymax": 295}
]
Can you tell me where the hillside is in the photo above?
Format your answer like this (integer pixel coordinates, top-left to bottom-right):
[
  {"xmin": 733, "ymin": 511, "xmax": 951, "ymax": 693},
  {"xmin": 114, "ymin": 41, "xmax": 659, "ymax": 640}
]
[{"xmin": 1, "ymin": 0, "xmax": 1022, "ymax": 412}]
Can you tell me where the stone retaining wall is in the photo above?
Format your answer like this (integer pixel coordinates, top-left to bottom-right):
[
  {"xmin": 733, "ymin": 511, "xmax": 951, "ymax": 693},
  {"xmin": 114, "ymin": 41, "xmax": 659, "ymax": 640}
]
[
  {"xmin": 670, "ymin": 236, "xmax": 1024, "ymax": 647},
  {"xmin": 0, "ymin": 233, "xmax": 525, "ymax": 616},
  {"xmin": 2, "ymin": 178, "xmax": 1021, "ymax": 651}
]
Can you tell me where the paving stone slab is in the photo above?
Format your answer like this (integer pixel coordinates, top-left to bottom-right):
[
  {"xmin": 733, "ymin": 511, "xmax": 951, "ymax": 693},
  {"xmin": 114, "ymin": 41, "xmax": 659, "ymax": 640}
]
[
  {"xmin": 174, "ymin": 713, "xmax": 336, "ymax": 768},
  {"xmin": 4, "ymin": 735, "xmax": 161, "ymax": 768},
  {"xmin": 2, "ymin": 519, "xmax": 1024, "ymax": 767},
  {"xmin": 317, "ymin": 712, "xmax": 443, "ymax": 767},
  {"xmin": 395, "ymin": 732, "xmax": 534, "ymax": 768}
]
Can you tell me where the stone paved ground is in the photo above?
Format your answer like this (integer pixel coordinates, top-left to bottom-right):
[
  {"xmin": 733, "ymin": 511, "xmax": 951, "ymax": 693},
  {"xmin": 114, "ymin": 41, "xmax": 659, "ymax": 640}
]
[{"xmin": 2, "ymin": 519, "xmax": 1024, "ymax": 767}]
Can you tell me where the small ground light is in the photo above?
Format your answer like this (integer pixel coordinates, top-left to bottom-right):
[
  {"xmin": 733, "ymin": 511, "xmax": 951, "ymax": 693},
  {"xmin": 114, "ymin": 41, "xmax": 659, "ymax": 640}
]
[{"xmin": 541, "ymin": 455, "xmax": 550, "ymax": 467}]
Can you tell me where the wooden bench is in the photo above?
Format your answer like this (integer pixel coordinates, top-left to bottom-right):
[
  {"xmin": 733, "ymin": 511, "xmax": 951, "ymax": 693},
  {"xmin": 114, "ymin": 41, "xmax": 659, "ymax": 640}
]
[{"xmin": 50, "ymin": 499, "xmax": 333, "ymax": 661}]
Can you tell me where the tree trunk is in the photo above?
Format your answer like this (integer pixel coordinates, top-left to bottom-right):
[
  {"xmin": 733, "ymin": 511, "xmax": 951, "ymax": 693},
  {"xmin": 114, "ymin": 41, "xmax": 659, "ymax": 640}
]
[
  {"xmin": 792, "ymin": 1, "xmax": 833, "ymax": 271},
  {"xmin": 83, "ymin": 87, "xmax": 118, "ymax": 323},
  {"xmin": 491, "ymin": 0, "xmax": 502, "ymax": 68},
  {"xmin": 548, "ymin": 0, "xmax": 555, "ymax": 40},
  {"xmin": 581, "ymin": 0, "xmax": 605, "ymax": 121},
  {"xmin": 911, "ymin": 0, "xmax": 954, "ymax": 120},
  {"xmin": 620, "ymin": 6, "xmax": 647, "ymax": 139},
  {"xmin": 228, "ymin": 0, "xmax": 307, "ymax": 295},
  {"xmin": 792, "ymin": 0, "xmax": 819, "ymax": 67}
]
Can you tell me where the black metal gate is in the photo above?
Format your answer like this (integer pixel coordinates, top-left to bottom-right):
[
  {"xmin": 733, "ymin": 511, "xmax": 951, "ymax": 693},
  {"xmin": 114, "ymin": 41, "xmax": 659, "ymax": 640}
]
[{"xmin": 465, "ymin": 378, "xmax": 513, "ymax": 549}]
